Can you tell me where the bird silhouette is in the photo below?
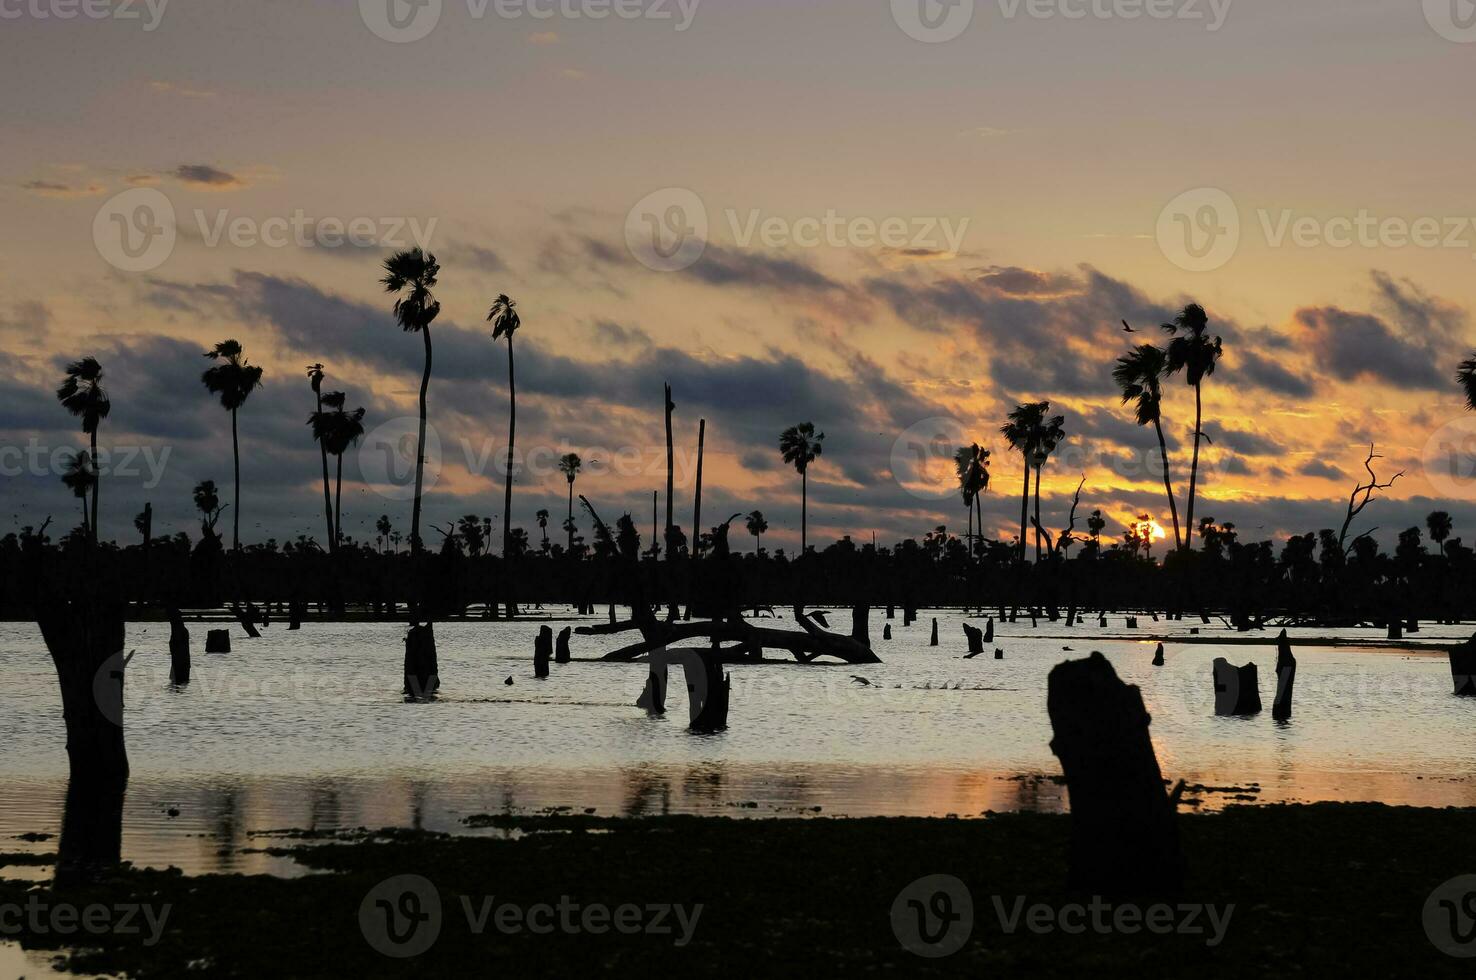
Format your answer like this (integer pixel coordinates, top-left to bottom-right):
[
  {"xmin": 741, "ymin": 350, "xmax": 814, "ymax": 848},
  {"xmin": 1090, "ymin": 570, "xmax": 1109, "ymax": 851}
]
[{"xmin": 1122, "ymin": 320, "xmax": 1136, "ymax": 333}]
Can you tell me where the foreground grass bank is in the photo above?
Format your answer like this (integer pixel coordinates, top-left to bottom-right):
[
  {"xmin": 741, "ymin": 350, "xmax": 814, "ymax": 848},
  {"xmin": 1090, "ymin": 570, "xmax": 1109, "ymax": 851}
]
[{"xmin": 3, "ymin": 803, "xmax": 1473, "ymax": 976}]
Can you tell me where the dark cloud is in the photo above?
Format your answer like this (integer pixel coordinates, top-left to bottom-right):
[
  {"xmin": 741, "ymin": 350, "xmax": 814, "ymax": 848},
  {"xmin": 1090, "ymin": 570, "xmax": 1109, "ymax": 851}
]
[
  {"xmin": 1202, "ymin": 421, "xmax": 1284, "ymax": 457},
  {"xmin": 174, "ymin": 164, "xmax": 246, "ymax": 189},
  {"xmin": 0, "ymin": 301, "xmax": 50, "ymax": 334},
  {"xmin": 1235, "ymin": 348, "xmax": 1314, "ymax": 397},
  {"xmin": 1299, "ymin": 460, "xmax": 1344, "ymax": 480}
]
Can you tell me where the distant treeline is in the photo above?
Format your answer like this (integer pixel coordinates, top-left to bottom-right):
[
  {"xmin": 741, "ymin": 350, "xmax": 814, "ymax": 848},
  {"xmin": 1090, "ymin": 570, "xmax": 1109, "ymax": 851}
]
[{"xmin": 1, "ymin": 519, "xmax": 1470, "ymax": 625}]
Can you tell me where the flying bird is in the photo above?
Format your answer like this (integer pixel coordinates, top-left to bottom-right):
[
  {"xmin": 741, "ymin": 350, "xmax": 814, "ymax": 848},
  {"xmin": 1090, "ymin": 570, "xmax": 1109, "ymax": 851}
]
[{"xmin": 1122, "ymin": 320, "xmax": 1135, "ymax": 333}]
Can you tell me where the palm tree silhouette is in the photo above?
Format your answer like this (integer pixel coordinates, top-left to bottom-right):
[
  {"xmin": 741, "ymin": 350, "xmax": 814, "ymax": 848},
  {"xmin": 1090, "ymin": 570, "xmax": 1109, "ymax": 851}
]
[
  {"xmin": 536, "ymin": 509, "xmax": 550, "ymax": 553},
  {"xmin": 488, "ymin": 293, "xmax": 522, "ymax": 558},
  {"xmin": 193, "ymin": 479, "xmax": 225, "ymax": 547},
  {"xmin": 1001, "ymin": 402, "xmax": 1047, "ymax": 563},
  {"xmin": 953, "ymin": 443, "xmax": 990, "ymax": 556},
  {"xmin": 1458, "ymin": 355, "xmax": 1476, "ymax": 411},
  {"xmin": 1029, "ymin": 413, "xmax": 1066, "ymax": 561},
  {"xmin": 307, "ymin": 364, "xmax": 337, "ymax": 554},
  {"xmin": 1162, "ymin": 304, "xmax": 1222, "ymax": 548},
  {"xmin": 376, "ymin": 514, "xmax": 392, "ymax": 554},
  {"xmin": 60, "ymin": 450, "xmax": 96, "ymax": 537},
  {"xmin": 310, "ymin": 392, "xmax": 366, "ymax": 547},
  {"xmin": 56, "ymin": 357, "xmax": 109, "ymax": 545},
  {"xmin": 201, "ymin": 340, "xmax": 264, "ymax": 552},
  {"xmin": 1114, "ymin": 343, "xmax": 1183, "ymax": 551},
  {"xmin": 558, "ymin": 453, "xmax": 583, "ymax": 554},
  {"xmin": 779, "ymin": 422, "xmax": 825, "ymax": 555},
  {"xmin": 381, "ymin": 248, "xmax": 441, "ymax": 556},
  {"xmin": 1427, "ymin": 510, "xmax": 1453, "ymax": 558},
  {"xmin": 745, "ymin": 510, "xmax": 768, "ymax": 555}
]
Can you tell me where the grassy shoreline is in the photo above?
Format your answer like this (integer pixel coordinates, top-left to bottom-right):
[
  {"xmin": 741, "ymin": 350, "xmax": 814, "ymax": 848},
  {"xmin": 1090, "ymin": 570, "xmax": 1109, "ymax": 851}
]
[{"xmin": 3, "ymin": 803, "xmax": 1473, "ymax": 976}]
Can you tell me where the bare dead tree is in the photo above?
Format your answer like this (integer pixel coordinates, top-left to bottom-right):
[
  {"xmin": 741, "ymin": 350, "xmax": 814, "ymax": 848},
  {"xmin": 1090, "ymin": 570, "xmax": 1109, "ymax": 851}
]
[
  {"xmin": 1338, "ymin": 444, "xmax": 1403, "ymax": 551},
  {"xmin": 1032, "ymin": 475, "xmax": 1087, "ymax": 560}
]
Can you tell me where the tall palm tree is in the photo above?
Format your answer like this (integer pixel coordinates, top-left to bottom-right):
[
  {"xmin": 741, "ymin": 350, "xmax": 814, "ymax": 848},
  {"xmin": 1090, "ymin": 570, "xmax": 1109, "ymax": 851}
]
[
  {"xmin": 201, "ymin": 340, "xmax": 264, "ymax": 552},
  {"xmin": 1001, "ymin": 402, "xmax": 1047, "ymax": 563},
  {"xmin": 56, "ymin": 356, "xmax": 109, "ymax": 544},
  {"xmin": 745, "ymin": 510, "xmax": 768, "ymax": 555},
  {"xmin": 1114, "ymin": 343, "xmax": 1183, "ymax": 551},
  {"xmin": 536, "ymin": 509, "xmax": 550, "ymax": 553},
  {"xmin": 61, "ymin": 450, "xmax": 96, "ymax": 537},
  {"xmin": 376, "ymin": 514, "xmax": 393, "ymax": 554},
  {"xmin": 1162, "ymin": 304, "xmax": 1223, "ymax": 547},
  {"xmin": 1459, "ymin": 355, "xmax": 1476, "ymax": 410},
  {"xmin": 953, "ymin": 443, "xmax": 990, "ymax": 556},
  {"xmin": 310, "ymin": 392, "xmax": 366, "ymax": 547},
  {"xmin": 1029, "ymin": 413, "xmax": 1066, "ymax": 561},
  {"xmin": 381, "ymin": 248, "xmax": 441, "ymax": 557},
  {"xmin": 1427, "ymin": 510, "xmax": 1453, "ymax": 558},
  {"xmin": 558, "ymin": 453, "xmax": 583, "ymax": 553},
  {"xmin": 779, "ymin": 422, "xmax": 825, "ymax": 555},
  {"xmin": 488, "ymin": 293, "xmax": 522, "ymax": 558},
  {"xmin": 307, "ymin": 364, "xmax": 337, "ymax": 554}
]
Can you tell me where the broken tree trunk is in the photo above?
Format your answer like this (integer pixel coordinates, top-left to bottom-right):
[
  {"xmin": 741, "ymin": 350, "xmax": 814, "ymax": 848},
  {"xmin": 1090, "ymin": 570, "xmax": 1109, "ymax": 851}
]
[
  {"xmin": 534, "ymin": 626, "xmax": 552, "ymax": 679},
  {"xmin": 963, "ymin": 623, "xmax": 984, "ymax": 655},
  {"xmin": 232, "ymin": 604, "xmax": 262, "ymax": 639},
  {"xmin": 168, "ymin": 607, "xmax": 191, "ymax": 685},
  {"xmin": 1213, "ymin": 658, "xmax": 1262, "ymax": 716},
  {"xmin": 587, "ymin": 606, "xmax": 881, "ymax": 665},
  {"xmin": 851, "ymin": 605, "xmax": 870, "ymax": 649},
  {"xmin": 930, "ymin": 618, "xmax": 939, "ymax": 647},
  {"xmin": 556, "ymin": 626, "xmax": 572, "ymax": 664},
  {"xmin": 37, "ymin": 601, "xmax": 129, "ymax": 887},
  {"xmin": 205, "ymin": 629, "xmax": 231, "ymax": 654},
  {"xmin": 983, "ymin": 618, "xmax": 994, "ymax": 644},
  {"xmin": 637, "ymin": 656, "xmax": 668, "ymax": 714},
  {"xmin": 404, "ymin": 622, "xmax": 440, "ymax": 699},
  {"xmin": 685, "ymin": 649, "xmax": 730, "ymax": 732},
  {"xmin": 1152, "ymin": 642, "xmax": 1165, "ymax": 667},
  {"xmin": 1047, "ymin": 652, "xmax": 1182, "ymax": 897},
  {"xmin": 1449, "ymin": 634, "xmax": 1476, "ymax": 697},
  {"xmin": 1272, "ymin": 629, "xmax": 1296, "ymax": 721}
]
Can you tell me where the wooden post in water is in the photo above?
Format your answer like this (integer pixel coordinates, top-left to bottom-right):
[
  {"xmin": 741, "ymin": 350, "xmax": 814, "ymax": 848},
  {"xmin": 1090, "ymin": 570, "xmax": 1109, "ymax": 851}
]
[
  {"xmin": 168, "ymin": 607, "xmax": 191, "ymax": 685},
  {"xmin": 1047, "ymin": 652, "xmax": 1182, "ymax": 897},
  {"xmin": 404, "ymin": 622, "xmax": 440, "ymax": 699},
  {"xmin": 534, "ymin": 626, "xmax": 552, "ymax": 678},
  {"xmin": 1213, "ymin": 658, "xmax": 1262, "ymax": 716},
  {"xmin": 555, "ymin": 626, "xmax": 572, "ymax": 664},
  {"xmin": 1272, "ymin": 629, "xmax": 1296, "ymax": 721}
]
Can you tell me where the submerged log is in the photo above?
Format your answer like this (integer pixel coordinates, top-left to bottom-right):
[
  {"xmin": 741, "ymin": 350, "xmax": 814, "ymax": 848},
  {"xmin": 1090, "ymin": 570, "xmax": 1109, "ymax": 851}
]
[
  {"xmin": 534, "ymin": 626, "xmax": 552, "ymax": 679},
  {"xmin": 556, "ymin": 626, "xmax": 572, "ymax": 664},
  {"xmin": 1449, "ymin": 634, "xmax": 1476, "ymax": 697},
  {"xmin": 963, "ymin": 623, "xmax": 984, "ymax": 655},
  {"xmin": 36, "ymin": 601, "xmax": 130, "ymax": 887},
  {"xmin": 1212, "ymin": 658, "xmax": 1262, "ymax": 716},
  {"xmin": 205, "ymin": 629, "xmax": 231, "ymax": 654},
  {"xmin": 1152, "ymin": 642, "xmax": 1165, "ymax": 667},
  {"xmin": 589, "ymin": 606, "xmax": 881, "ymax": 665},
  {"xmin": 404, "ymin": 623, "xmax": 440, "ymax": 699},
  {"xmin": 167, "ymin": 607, "xmax": 190, "ymax": 685},
  {"xmin": 1047, "ymin": 652, "xmax": 1182, "ymax": 897},
  {"xmin": 1272, "ymin": 630, "xmax": 1296, "ymax": 721}
]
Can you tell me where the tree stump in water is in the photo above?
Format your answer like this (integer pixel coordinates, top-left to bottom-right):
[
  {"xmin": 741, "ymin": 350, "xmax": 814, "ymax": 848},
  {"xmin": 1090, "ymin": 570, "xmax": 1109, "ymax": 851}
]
[
  {"xmin": 1065, "ymin": 606, "xmax": 1077, "ymax": 627},
  {"xmin": 886, "ymin": 604, "xmax": 895, "ymax": 620},
  {"xmin": 637, "ymin": 656, "xmax": 668, "ymax": 714},
  {"xmin": 1047, "ymin": 652, "xmax": 1182, "ymax": 897},
  {"xmin": 1272, "ymin": 630, "xmax": 1296, "ymax": 721},
  {"xmin": 1098, "ymin": 614, "xmax": 1107, "ymax": 628},
  {"xmin": 36, "ymin": 601, "xmax": 130, "ymax": 887},
  {"xmin": 1406, "ymin": 618, "xmax": 1419, "ymax": 634},
  {"xmin": 1125, "ymin": 616, "xmax": 1138, "ymax": 630},
  {"xmin": 882, "ymin": 624, "xmax": 892, "ymax": 641},
  {"xmin": 404, "ymin": 623, "xmax": 440, "ymax": 699},
  {"xmin": 983, "ymin": 617, "xmax": 994, "ymax": 644},
  {"xmin": 1387, "ymin": 619, "xmax": 1403, "ymax": 640},
  {"xmin": 851, "ymin": 605, "xmax": 870, "ymax": 649},
  {"xmin": 1449, "ymin": 634, "xmax": 1476, "ymax": 697},
  {"xmin": 930, "ymin": 618, "xmax": 939, "ymax": 647},
  {"xmin": 534, "ymin": 626, "xmax": 552, "ymax": 679},
  {"xmin": 1213, "ymin": 658, "xmax": 1262, "ymax": 716},
  {"xmin": 994, "ymin": 648, "xmax": 1004, "ymax": 660},
  {"xmin": 1152, "ymin": 643, "xmax": 1165, "ymax": 667},
  {"xmin": 168, "ymin": 608, "xmax": 191, "ymax": 685},
  {"xmin": 686, "ymin": 650, "xmax": 730, "ymax": 732},
  {"xmin": 963, "ymin": 623, "xmax": 984, "ymax": 655},
  {"xmin": 288, "ymin": 600, "xmax": 305, "ymax": 631},
  {"xmin": 205, "ymin": 629, "xmax": 231, "ymax": 654},
  {"xmin": 233, "ymin": 605, "xmax": 262, "ymax": 639},
  {"xmin": 556, "ymin": 626, "xmax": 572, "ymax": 664}
]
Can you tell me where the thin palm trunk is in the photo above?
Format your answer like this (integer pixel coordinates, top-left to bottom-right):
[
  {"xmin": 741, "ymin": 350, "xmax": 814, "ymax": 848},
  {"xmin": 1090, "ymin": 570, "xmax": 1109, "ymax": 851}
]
[
  {"xmin": 974, "ymin": 496, "xmax": 982, "ymax": 557},
  {"xmin": 502, "ymin": 335, "xmax": 516, "ymax": 557},
  {"xmin": 966, "ymin": 502, "xmax": 973, "ymax": 557},
  {"xmin": 231, "ymin": 408, "xmax": 240, "ymax": 552},
  {"xmin": 566, "ymin": 481, "xmax": 575, "ymax": 553},
  {"xmin": 334, "ymin": 455, "xmax": 343, "ymax": 547},
  {"xmin": 1151, "ymin": 415, "xmax": 1183, "ymax": 551},
  {"xmin": 801, "ymin": 469, "xmax": 808, "ymax": 556},
  {"xmin": 1033, "ymin": 466, "xmax": 1042, "ymax": 561},
  {"xmin": 411, "ymin": 327, "xmax": 432, "ymax": 557},
  {"xmin": 89, "ymin": 430, "xmax": 99, "ymax": 545},
  {"xmin": 1185, "ymin": 383, "xmax": 1203, "ymax": 549},
  {"xmin": 317, "ymin": 390, "xmax": 335, "ymax": 554},
  {"xmin": 1019, "ymin": 462, "xmax": 1029, "ymax": 563}
]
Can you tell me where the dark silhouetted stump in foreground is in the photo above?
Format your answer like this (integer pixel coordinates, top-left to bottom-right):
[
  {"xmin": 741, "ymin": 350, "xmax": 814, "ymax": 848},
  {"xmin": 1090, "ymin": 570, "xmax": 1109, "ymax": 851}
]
[
  {"xmin": 1047, "ymin": 652, "xmax": 1182, "ymax": 898},
  {"xmin": 963, "ymin": 623, "xmax": 984, "ymax": 655},
  {"xmin": 168, "ymin": 607, "xmax": 191, "ymax": 685},
  {"xmin": 1152, "ymin": 642, "xmax": 1165, "ymax": 667},
  {"xmin": 205, "ymin": 629, "xmax": 231, "ymax": 654},
  {"xmin": 1449, "ymin": 634, "xmax": 1476, "ymax": 697},
  {"xmin": 1213, "ymin": 658, "xmax": 1262, "ymax": 716},
  {"xmin": 534, "ymin": 626, "xmax": 552, "ymax": 679},
  {"xmin": 404, "ymin": 623, "xmax": 440, "ymax": 699},
  {"xmin": 930, "ymin": 618, "xmax": 939, "ymax": 647},
  {"xmin": 555, "ymin": 626, "xmax": 572, "ymax": 664},
  {"xmin": 1272, "ymin": 630, "xmax": 1296, "ymax": 721},
  {"xmin": 686, "ymin": 650, "xmax": 730, "ymax": 732},
  {"xmin": 37, "ymin": 601, "xmax": 130, "ymax": 887}
]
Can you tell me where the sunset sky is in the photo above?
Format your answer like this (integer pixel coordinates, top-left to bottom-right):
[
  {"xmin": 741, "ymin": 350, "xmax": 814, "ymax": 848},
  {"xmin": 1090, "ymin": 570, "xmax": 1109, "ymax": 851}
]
[{"xmin": 4, "ymin": 0, "xmax": 1476, "ymax": 552}]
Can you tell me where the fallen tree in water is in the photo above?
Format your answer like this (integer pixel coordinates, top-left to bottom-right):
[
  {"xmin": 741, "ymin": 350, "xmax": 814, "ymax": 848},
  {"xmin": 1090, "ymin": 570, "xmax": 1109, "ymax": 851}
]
[{"xmin": 581, "ymin": 604, "xmax": 881, "ymax": 665}]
